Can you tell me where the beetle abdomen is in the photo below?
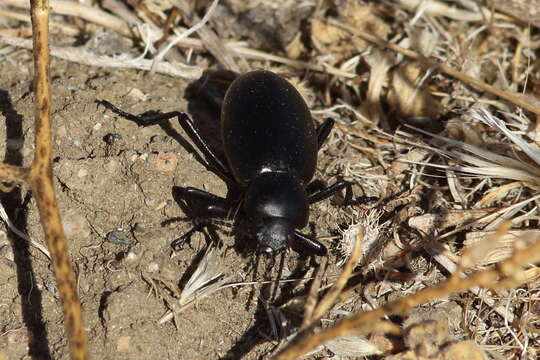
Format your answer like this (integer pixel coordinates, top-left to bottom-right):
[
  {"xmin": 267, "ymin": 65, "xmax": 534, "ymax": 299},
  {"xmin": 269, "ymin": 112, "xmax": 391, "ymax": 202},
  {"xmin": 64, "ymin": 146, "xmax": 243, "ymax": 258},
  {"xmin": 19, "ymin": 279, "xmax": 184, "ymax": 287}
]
[{"xmin": 221, "ymin": 71, "xmax": 318, "ymax": 186}]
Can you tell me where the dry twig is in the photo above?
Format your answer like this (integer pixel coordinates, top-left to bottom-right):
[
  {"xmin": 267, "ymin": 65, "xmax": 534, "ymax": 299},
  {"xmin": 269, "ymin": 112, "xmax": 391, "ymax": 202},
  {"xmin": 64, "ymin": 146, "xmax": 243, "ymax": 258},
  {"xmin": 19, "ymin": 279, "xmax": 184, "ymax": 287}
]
[
  {"xmin": 0, "ymin": 0, "xmax": 88, "ymax": 359},
  {"xmin": 275, "ymin": 231, "xmax": 540, "ymax": 359}
]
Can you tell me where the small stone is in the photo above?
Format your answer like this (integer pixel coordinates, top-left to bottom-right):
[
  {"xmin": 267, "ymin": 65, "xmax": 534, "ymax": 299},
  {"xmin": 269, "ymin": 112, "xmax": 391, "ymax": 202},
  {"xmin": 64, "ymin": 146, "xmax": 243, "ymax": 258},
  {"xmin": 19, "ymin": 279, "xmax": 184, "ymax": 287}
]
[
  {"xmin": 106, "ymin": 231, "xmax": 136, "ymax": 245},
  {"xmin": 104, "ymin": 159, "xmax": 120, "ymax": 173},
  {"xmin": 150, "ymin": 135, "xmax": 168, "ymax": 143},
  {"xmin": 440, "ymin": 342, "xmax": 487, "ymax": 360},
  {"xmin": 21, "ymin": 147, "xmax": 32, "ymax": 157},
  {"xmin": 147, "ymin": 262, "xmax": 159, "ymax": 273},
  {"xmin": 124, "ymin": 252, "xmax": 139, "ymax": 264},
  {"xmin": 132, "ymin": 223, "xmax": 145, "ymax": 233},
  {"xmin": 144, "ymin": 197, "xmax": 158, "ymax": 207},
  {"xmin": 155, "ymin": 152, "xmax": 177, "ymax": 172},
  {"xmin": 57, "ymin": 125, "xmax": 67, "ymax": 137},
  {"xmin": 77, "ymin": 168, "xmax": 88, "ymax": 178},
  {"xmin": 63, "ymin": 210, "xmax": 91, "ymax": 240},
  {"xmin": 126, "ymin": 87, "xmax": 147, "ymax": 101},
  {"xmin": 116, "ymin": 335, "xmax": 131, "ymax": 352},
  {"xmin": 103, "ymin": 133, "xmax": 122, "ymax": 145},
  {"xmin": 93, "ymin": 122, "xmax": 102, "ymax": 131},
  {"xmin": 6, "ymin": 328, "xmax": 31, "ymax": 344}
]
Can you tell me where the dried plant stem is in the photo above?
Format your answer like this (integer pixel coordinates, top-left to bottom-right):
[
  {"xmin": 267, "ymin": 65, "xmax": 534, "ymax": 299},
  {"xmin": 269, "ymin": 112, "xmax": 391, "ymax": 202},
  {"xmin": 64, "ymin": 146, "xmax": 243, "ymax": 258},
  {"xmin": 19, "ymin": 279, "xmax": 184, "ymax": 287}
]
[
  {"xmin": 275, "ymin": 234, "xmax": 540, "ymax": 360},
  {"xmin": 301, "ymin": 258, "xmax": 326, "ymax": 330},
  {"xmin": 310, "ymin": 230, "xmax": 363, "ymax": 324},
  {"xmin": 1, "ymin": 0, "xmax": 131, "ymax": 36},
  {"xmin": 0, "ymin": 0, "xmax": 88, "ymax": 359},
  {"xmin": 329, "ymin": 19, "xmax": 540, "ymax": 115}
]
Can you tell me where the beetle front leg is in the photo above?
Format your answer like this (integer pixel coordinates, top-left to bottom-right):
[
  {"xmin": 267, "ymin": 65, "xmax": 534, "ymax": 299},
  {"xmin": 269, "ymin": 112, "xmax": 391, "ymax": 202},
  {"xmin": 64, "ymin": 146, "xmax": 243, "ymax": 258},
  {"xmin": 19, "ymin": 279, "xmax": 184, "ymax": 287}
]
[
  {"xmin": 171, "ymin": 186, "xmax": 236, "ymax": 250},
  {"xmin": 293, "ymin": 231, "xmax": 327, "ymax": 256}
]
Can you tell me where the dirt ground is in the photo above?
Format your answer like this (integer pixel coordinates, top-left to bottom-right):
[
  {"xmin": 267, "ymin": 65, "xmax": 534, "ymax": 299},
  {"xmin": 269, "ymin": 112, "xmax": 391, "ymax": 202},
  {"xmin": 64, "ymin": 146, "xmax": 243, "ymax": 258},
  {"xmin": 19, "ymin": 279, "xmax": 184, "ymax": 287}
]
[
  {"xmin": 0, "ymin": 50, "xmax": 362, "ymax": 359},
  {"xmin": 1, "ymin": 1, "xmax": 540, "ymax": 360}
]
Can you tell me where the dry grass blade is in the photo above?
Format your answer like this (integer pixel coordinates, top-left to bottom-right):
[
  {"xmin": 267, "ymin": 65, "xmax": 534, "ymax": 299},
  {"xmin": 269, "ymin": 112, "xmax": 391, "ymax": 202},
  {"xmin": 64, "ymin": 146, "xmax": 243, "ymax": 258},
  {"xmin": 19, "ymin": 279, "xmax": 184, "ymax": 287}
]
[
  {"xmin": 472, "ymin": 108, "xmax": 540, "ymax": 166},
  {"xmin": 1, "ymin": 0, "xmax": 131, "ymax": 36},
  {"xmin": 310, "ymin": 228, "xmax": 363, "ymax": 322},
  {"xmin": 328, "ymin": 19, "xmax": 540, "ymax": 115},
  {"xmin": 151, "ymin": 0, "xmax": 219, "ymax": 73},
  {"xmin": 0, "ymin": 203, "xmax": 50, "ymax": 259},
  {"xmin": 404, "ymin": 109, "xmax": 540, "ymax": 189},
  {"xmin": 0, "ymin": 36, "xmax": 204, "ymax": 79},
  {"xmin": 275, "ymin": 232, "xmax": 540, "ymax": 359},
  {"xmin": 158, "ymin": 247, "xmax": 232, "ymax": 325},
  {"xmin": 301, "ymin": 258, "xmax": 326, "ymax": 330},
  {"xmin": 281, "ymin": 228, "xmax": 364, "ymax": 355},
  {"xmin": 396, "ymin": 0, "xmax": 502, "ymax": 21},
  {"xmin": 0, "ymin": 0, "xmax": 89, "ymax": 358}
]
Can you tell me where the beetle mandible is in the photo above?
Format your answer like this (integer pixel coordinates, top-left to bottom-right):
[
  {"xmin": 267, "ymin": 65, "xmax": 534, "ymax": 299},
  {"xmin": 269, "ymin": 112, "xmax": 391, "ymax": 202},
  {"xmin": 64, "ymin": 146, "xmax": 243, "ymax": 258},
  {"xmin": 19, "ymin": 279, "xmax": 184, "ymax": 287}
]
[{"xmin": 99, "ymin": 70, "xmax": 353, "ymax": 255}]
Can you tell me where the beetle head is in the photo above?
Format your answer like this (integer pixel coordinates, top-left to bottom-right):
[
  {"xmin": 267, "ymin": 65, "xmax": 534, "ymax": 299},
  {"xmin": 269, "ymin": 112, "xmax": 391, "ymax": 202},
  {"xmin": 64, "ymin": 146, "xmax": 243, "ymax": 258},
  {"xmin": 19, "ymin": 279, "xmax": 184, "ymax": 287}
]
[
  {"xmin": 255, "ymin": 217, "xmax": 293, "ymax": 254},
  {"xmin": 244, "ymin": 172, "xmax": 309, "ymax": 254}
]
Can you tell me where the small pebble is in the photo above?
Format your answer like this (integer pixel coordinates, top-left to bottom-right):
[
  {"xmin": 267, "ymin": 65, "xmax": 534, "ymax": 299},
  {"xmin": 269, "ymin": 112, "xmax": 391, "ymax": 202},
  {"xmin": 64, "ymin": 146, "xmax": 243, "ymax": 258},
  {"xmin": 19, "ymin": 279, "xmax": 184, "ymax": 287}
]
[
  {"xmin": 124, "ymin": 251, "xmax": 139, "ymax": 264},
  {"xmin": 104, "ymin": 159, "xmax": 119, "ymax": 173},
  {"xmin": 93, "ymin": 123, "xmax": 102, "ymax": 131},
  {"xmin": 150, "ymin": 135, "xmax": 168, "ymax": 143},
  {"xmin": 147, "ymin": 262, "xmax": 159, "ymax": 273},
  {"xmin": 126, "ymin": 87, "xmax": 147, "ymax": 101},
  {"xmin": 144, "ymin": 197, "xmax": 158, "ymax": 207},
  {"xmin": 103, "ymin": 133, "xmax": 122, "ymax": 145},
  {"xmin": 106, "ymin": 231, "xmax": 136, "ymax": 245},
  {"xmin": 77, "ymin": 168, "xmax": 88, "ymax": 178},
  {"xmin": 132, "ymin": 223, "xmax": 145, "ymax": 233},
  {"xmin": 116, "ymin": 335, "xmax": 131, "ymax": 352},
  {"xmin": 155, "ymin": 152, "xmax": 177, "ymax": 172}
]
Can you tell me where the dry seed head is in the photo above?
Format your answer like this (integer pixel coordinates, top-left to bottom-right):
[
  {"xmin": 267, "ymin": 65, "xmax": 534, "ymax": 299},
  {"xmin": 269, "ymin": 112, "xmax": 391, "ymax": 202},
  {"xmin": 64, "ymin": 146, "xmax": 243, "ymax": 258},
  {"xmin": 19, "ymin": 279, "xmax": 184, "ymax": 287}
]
[{"xmin": 338, "ymin": 209, "xmax": 386, "ymax": 266}]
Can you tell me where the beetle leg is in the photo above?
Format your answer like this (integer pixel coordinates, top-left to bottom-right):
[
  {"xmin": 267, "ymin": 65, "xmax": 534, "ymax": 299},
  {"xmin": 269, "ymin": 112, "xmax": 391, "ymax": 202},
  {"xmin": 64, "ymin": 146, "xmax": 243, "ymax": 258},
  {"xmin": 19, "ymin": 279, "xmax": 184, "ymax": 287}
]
[
  {"xmin": 97, "ymin": 100, "xmax": 180, "ymax": 126},
  {"xmin": 175, "ymin": 113, "xmax": 234, "ymax": 183},
  {"xmin": 316, "ymin": 118, "xmax": 335, "ymax": 149},
  {"xmin": 171, "ymin": 186, "xmax": 238, "ymax": 250},
  {"xmin": 308, "ymin": 179, "xmax": 353, "ymax": 205},
  {"xmin": 293, "ymin": 231, "xmax": 327, "ymax": 256},
  {"xmin": 98, "ymin": 100, "xmax": 235, "ymax": 183},
  {"xmin": 176, "ymin": 186, "xmax": 236, "ymax": 215},
  {"xmin": 171, "ymin": 223, "xmax": 205, "ymax": 250}
]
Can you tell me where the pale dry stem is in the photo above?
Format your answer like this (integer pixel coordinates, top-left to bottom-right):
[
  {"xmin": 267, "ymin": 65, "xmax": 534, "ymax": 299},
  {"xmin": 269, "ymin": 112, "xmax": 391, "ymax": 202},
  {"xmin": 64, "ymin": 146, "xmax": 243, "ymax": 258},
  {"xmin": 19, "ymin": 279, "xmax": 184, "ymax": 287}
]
[
  {"xmin": 275, "ymin": 232, "xmax": 540, "ymax": 360},
  {"xmin": 328, "ymin": 19, "xmax": 540, "ymax": 115},
  {"xmin": 0, "ymin": 0, "xmax": 89, "ymax": 359}
]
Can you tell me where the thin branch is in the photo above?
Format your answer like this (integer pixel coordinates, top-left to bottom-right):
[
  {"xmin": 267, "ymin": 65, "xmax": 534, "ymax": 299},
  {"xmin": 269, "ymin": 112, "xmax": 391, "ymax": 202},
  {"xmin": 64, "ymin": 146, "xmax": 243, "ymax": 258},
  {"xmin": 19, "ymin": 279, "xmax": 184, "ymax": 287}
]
[
  {"xmin": 275, "ymin": 233, "xmax": 540, "ymax": 359},
  {"xmin": 27, "ymin": 0, "xmax": 89, "ymax": 359}
]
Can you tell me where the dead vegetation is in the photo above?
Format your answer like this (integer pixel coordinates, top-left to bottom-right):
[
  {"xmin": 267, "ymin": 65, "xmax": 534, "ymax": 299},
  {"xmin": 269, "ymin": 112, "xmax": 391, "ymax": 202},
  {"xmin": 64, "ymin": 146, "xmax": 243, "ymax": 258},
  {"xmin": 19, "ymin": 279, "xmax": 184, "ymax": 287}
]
[{"xmin": 1, "ymin": 0, "xmax": 540, "ymax": 359}]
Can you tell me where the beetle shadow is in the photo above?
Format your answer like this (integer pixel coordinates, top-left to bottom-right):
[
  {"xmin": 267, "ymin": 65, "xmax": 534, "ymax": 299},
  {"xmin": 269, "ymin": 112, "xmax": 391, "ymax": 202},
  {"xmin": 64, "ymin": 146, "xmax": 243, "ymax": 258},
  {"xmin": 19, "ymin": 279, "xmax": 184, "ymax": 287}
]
[
  {"xmin": 221, "ymin": 254, "xmax": 318, "ymax": 359},
  {"xmin": 179, "ymin": 69, "xmax": 259, "ymax": 251},
  {"xmin": 183, "ymin": 68, "xmax": 238, "ymax": 167},
  {"xmin": 0, "ymin": 89, "xmax": 51, "ymax": 358}
]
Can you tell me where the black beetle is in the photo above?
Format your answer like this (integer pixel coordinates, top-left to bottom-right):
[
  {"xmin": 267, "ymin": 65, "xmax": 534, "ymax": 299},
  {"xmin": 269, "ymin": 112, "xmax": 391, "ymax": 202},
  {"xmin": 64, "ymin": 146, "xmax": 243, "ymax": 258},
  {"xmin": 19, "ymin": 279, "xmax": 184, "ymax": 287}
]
[{"xmin": 99, "ymin": 70, "xmax": 353, "ymax": 256}]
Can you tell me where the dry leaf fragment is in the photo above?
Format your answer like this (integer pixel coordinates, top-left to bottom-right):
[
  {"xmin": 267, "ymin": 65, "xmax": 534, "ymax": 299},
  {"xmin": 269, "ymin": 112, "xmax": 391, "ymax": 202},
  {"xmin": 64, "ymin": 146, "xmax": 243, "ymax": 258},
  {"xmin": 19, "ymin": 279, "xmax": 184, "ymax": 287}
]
[{"xmin": 388, "ymin": 61, "xmax": 442, "ymax": 119}]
